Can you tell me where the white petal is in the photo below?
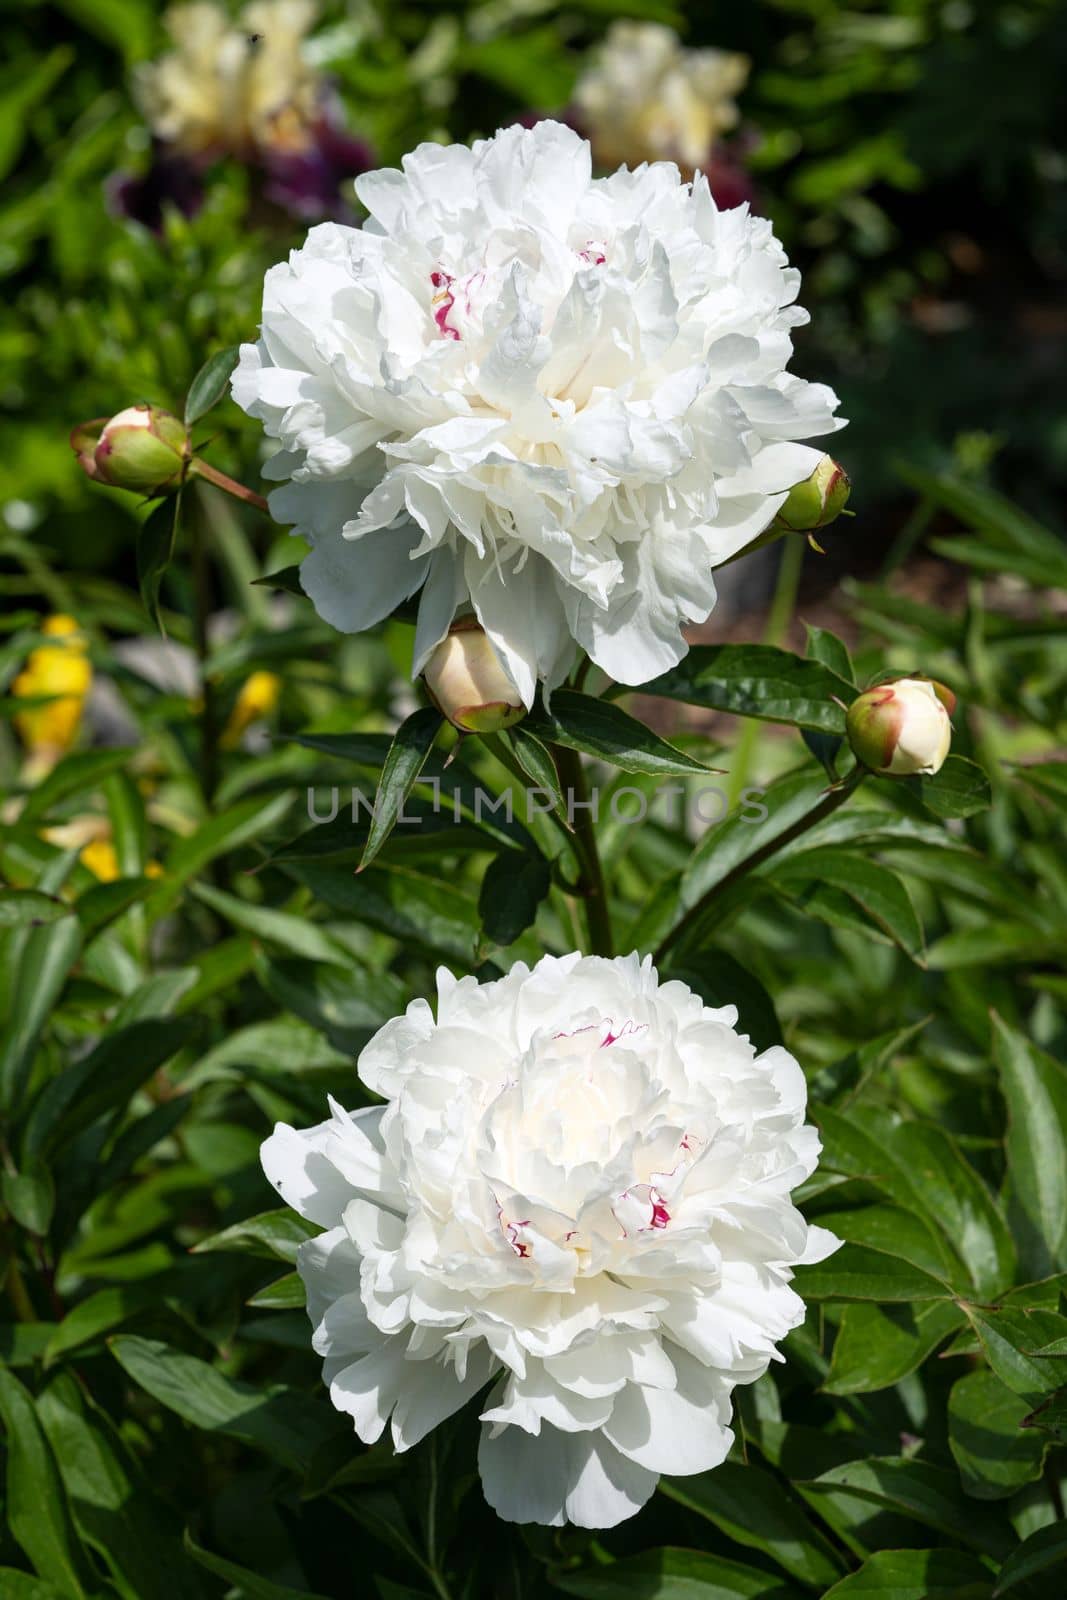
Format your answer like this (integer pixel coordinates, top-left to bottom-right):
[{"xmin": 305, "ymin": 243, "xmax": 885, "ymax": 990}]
[
  {"xmin": 478, "ymin": 1423, "xmax": 656, "ymax": 1527},
  {"xmin": 260, "ymin": 1120, "xmax": 356, "ymax": 1228}
]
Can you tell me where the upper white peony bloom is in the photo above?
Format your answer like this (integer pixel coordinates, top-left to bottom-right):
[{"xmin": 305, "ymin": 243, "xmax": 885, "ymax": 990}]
[
  {"xmin": 574, "ymin": 21, "xmax": 750, "ymax": 174},
  {"xmin": 261, "ymin": 953, "xmax": 839, "ymax": 1527},
  {"xmin": 233, "ymin": 119, "xmax": 843, "ymax": 706}
]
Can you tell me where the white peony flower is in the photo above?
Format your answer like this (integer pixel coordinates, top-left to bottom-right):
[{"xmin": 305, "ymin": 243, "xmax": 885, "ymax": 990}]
[
  {"xmin": 233, "ymin": 119, "xmax": 843, "ymax": 706},
  {"xmin": 261, "ymin": 952, "xmax": 839, "ymax": 1527},
  {"xmin": 574, "ymin": 21, "xmax": 749, "ymax": 174}
]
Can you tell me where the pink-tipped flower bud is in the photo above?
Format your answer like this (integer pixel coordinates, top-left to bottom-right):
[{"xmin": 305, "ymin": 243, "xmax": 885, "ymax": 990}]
[
  {"xmin": 424, "ymin": 620, "xmax": 526, "ymax": 733},
  {"xmin": 775, "ymin": 455, "xmax": 850, "ymax": 532},
  {"xmin": 846, "ymin": 676, "xmax": 955, "ymax": 776},
  {"xmin": 71, "ymin": 404, "xmax": 189, "ymax": 494}
]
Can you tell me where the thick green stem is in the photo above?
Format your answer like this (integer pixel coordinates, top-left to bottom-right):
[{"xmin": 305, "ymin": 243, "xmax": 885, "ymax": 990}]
[
  {"xmin": 551, "ymin": 744, "xmax": 614, "ymax": 957},
  {"xmin": 188, "ymin": 456, "xmax": 270, "ymax": 514},
  {"xmin": 655, "ymin": 769, "xmax": 864, "ymax": 964}
]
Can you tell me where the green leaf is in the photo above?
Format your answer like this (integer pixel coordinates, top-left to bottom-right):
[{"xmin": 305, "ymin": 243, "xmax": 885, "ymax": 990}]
[
  {"xmin": 136, "ymin": 493, "xmax": 182, "ymax": 634},
  {"xmin": 0, "ymin": 913, "xmax": 83, "ymax": 1110},
  {"xmin": 768, "ymin": 847, "xmax": 925, "ymax": 959},
  {"xmin": 948, "ymin": 1369, "xmax": 1049, "ymax": 1501},
  {"xmin": 525, "ymin": 689, "xmax": 716, "ymax": 776},
  {"xmin": 641, "ymin": 643, "xmax": 855, "ymax": 732},
  {"xmin": 23, "ymin": 1018, "xmax": 197, "ymax": 1162},
  {"xmin": 814, "ymin": 1205, "xmax": 958, "ymax": 1282},
  {"xmin": 661, "ymin": 1461, "xmax": 845, "ymax": 1587},
  {"xmin": 679, "ymin": 769, "xmax": 827, "ymax": 912},
  {"xmin": 184, "ymin": 345, "xmax": 239, "ymax": 426},
  {"xmin": 0, "ymin": 1323, "xmax": 56, "ymax": 1368},
  {"xmin": 1023, "ymin": 1386, "xmax": 1067, "ymax": 1442},
  {"xmin": 2, "ymin": 1162, "xmax": 55, "ymax": 1235},
  {"xmin": 0, "ymin": 890, "xmax": 67, "ymax": 929},
  {"xmin": 43, "ymin": 1284, "xmax": 162, "ymax": 1368},
  {"xmin": 793, "ymin": 1242, "xmax": 952, "ymax": 1302},
  {"xmin": 247, "ymin": 1273, "xmax": 306, "ymax": 1310},
  {"xmin": 504, "ymin": 725, "xmax": 566, "ymax": 816},
  {"xmin": 912, "ymin": 756, "xmax": 992, "ymax": 820},
  {"xmin": 802, "ymin": 1458, "xmax": 1012, "ymax": 1560},
  {"xmin": 37, "ymin": 1371, "xmax": 205, "ymax": 1600},
  {"xmin": 825, "ymin": 1300, "xmax": 964, "ymax": 1395},
  {"xmin": 19, "ymin": 748, "xmax": 136, "ymax": 825},
  {"xmin": 993, "ymin": 1015, "xmax": 1067, "ymax": 1277},
  {"xmin": 0, "ymin": 1571, "xmax": 69, "ymax": 1598},
  {"xmin": 962, "ymin": 1305, "xmax": 1067, "ymax": 1404},
  {"xmin": 994, "ymin": 1521, "xmax": 1067, "ymax": 1596},
  {"xmin": 556, "ymin": 1545, "xmax": 803, "ymax": 1598},
  {"xmin": 150, "ymin": 792, "xmax": 293, "ymax": 915},
  {"xmin": 192, "ymin": 1209, "xmax": 318, "ymax": 1264},
  {"xmin": 819, "ymin": 1548, "xmax": 994, "ymax": 1598},
  {"xmin": 805, "ymin": 624, "xmax": 855, "ymax": 684},
  {"xmin": 0, "ymin": 1368, "xmax": 93, "ymax": 1599},
  {"xmin": 812, "ymin": 1107, "xmax": 1015, "ymax": 1298},
  {"xmin": 110, "ymin": 1337, "xmax": 340, "ymax": 1473},
  {"xmin": 252, "ymin": 563, "xmax": 305, "ymax": 596},
  {"xmin": 182, "ymin": 1530, "xmax": 331, "ymax": 1600},
  {"xmin": 477, "ymin": 850, "xmax": 551, "ymax": 946},
  {"xmin": 74, "ymin": 876, "xmax": 156, "ymax": 940},
  {"xmin": 255, "ymin": 954, "xmax": 406, "ymax": 1053},
  {"xmin": 359, "ymin": 706, "xmax": 444, "ymax": 871},
  {"xmin": 189, "ymin": 881, "xmax": 348, "ymax": 965}
]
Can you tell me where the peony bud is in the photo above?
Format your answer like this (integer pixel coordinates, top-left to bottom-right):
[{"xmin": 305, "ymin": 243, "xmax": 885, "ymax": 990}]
[
  {"xmin": 424, "ymin": 620, "xmax": 526, "ymax": 733},
  {"xmin": 72, "ymin": 405, "xmax": 189, "ymax": 494},
  {"xmin": 775, "ymin": 455, "xmax": 850, "ymax": 533},
  {"xmin": 846, "ymin": 677, "xmax": 955, "ymax": 777}
]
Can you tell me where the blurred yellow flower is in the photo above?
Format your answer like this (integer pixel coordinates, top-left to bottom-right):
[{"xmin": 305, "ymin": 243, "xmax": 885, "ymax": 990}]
[
  {"xmin": 221, "ymin": 669, "xmax": 281, "ymax": 748},
  {"xmin": 135, "ymin": 0, "xmax": 321, "ymax": 161},
  {"xmin": 574, "ymin": 22, "xmax": 749, "ymax": 175},
  {"xmin": 42, "ymin": 816, "xmax": 165, "ymax": 882},
  {"xmin": 79, "ymin": 837, "xmax": 122, "ymax": 882},
  {"xmin": 13, "ymin": 615, "xmax": 92, "ymax": 778}
]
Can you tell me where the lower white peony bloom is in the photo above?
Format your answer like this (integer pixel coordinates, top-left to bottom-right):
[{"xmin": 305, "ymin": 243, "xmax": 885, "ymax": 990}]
[
  {"xmin": 261, "ymin": 953, "xmax": 839, "ymax": 1527},
  {"xmin": 233, "ymin": 118, "xmax": 843, "ymax": 706}
]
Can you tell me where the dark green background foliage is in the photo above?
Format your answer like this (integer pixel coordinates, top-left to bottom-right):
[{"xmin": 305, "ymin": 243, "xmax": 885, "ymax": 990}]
[{"xmin": 2, "ymin": 3, "xmax": 1067, "ymax": 1598}]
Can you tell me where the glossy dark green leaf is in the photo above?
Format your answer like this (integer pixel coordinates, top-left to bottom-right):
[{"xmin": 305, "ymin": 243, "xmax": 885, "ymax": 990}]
[
  {"xmin": 994, "ymin": 1015, "xmax": 1067, "ymax": 1278},
  {"xmin": 192, "ymin": 1209, "xmax": 318, "ymax": 1264},
  {"xmin": 913, "ymin": 756, "xmax": 992, "ymax": 820},
  {"xmin": 819, "ymin": 1547, "xmax": 994, "ymax": 1598},
  {"xmin": 504, "ymin": 724, "xmax": 566, "ymax": 816},
  {"xmin": 247, "ymin": 1273, "xmax": 305, "ymax": 1310},
  {"xmin": 802, "ymin": 1457, "xmax": 1012, "ymax": 1560},
  {"xmin": 22, "ymin": 1018, "xmax": 197, "ymax": 1162},
  {"xmin": 110, "ymin": 1336, "xmax": 339, "ymax": 1472},
  {"xmin": 661, "ymin": 1461, "xmax": 845, "ymax": 1587},
  {"xmin": 679, "ymin": 768, "xmax": 828, "ymax": 912},
  {"xmin": 184, "ymin": 345, "xmax": 239, "ymax": 426},
  {"xmin": 948, "ymin": 1369, "xmax": 1048, "ymax": 1500},
  {"xmin": 793, "ymin": 1242, "xmax": 951, "ymax": 1302},
  {"xmin": 477, "ymin": 850, "xmax": 551, "ymax": 946},
  {"xmin": 805, "ymin": 624, "xmax": 855, "ymax": 684},
  {"xmin": 556, "ymin": 1545, "xmax": 802, "ymax": 1598},
  {"xmin": 0, "ymin": 913, "xmax": 83, "ymax": 1110},
  {"xmin": 640, "ymin": 643, "xmax": 855, "ymax": 732},
  {"xmin": 19, "ymin": 748, "xmax": 136, "ymax": 825},
  {"xmin": 525, "ymin": 689, "xmax": 716, "ymax": 776},
  {"xmin": 962, "ymin": 1305, "xmax": 1067, "ymax": 1404},
  {"xmin": 37, "ymin": 1371, "xmax": 205, "ymax": 1600},
  {"xmin": 993, "ymin": 1520, "xmax": 1067, "ymax": 1596},
  {"xmin": 2, "ymin": 1162, "xmax": 55, "ymax": 1235},
  {"xmin": 769, "ymin": 847, "xmax": 925, "ymax": 959},
  {"xmin": 825, "ymin": 1300, "xmax": 964, "ymax": 1395},
  {"xmin": 190, "ymin": 881, "xmax": 348, "ymax": 965},
  {"xmin": 182, "ymin": 1530, "xmax": 331, "ymax": 1600},
  {"xmin": 0, "ymin": 890, "xmax": 67, "ymax": 929},
  {"xmin": 359, "ymin": 706, "xmax": 444, "ymax": 871},
  {"xmin": 136, "ymin": 493, "xmax": 182, "ymax": 634},
  {"xmin": 0, "ymin": 1368, "xmax": 93, "ymax": 1598}
]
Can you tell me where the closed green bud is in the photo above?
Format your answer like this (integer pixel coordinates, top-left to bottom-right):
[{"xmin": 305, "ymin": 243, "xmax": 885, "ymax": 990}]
[
  {"xmin": 775, "ymin": 455, "xmax": 850, "ymax": 533},
  {"xmin": 424, "ymin": 619, "xmax": 526, "ymax": 733},
  {"xmin": 846, "ymin": 676, "xmax": 955, "ymax": 776},
  {"xmin": 72, "ymin": 405, "xmax": 189, "ymax": 495}
]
